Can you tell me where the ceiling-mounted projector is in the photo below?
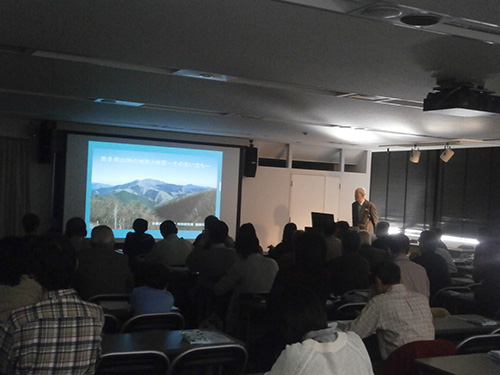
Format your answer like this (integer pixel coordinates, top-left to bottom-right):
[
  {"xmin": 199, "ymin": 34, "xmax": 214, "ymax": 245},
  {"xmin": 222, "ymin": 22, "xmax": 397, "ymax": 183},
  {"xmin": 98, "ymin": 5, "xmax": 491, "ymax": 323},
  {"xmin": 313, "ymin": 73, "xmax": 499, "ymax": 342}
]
[{"xmin": 423, "ymin": 81, "xmax": 500, "ymax": 117}]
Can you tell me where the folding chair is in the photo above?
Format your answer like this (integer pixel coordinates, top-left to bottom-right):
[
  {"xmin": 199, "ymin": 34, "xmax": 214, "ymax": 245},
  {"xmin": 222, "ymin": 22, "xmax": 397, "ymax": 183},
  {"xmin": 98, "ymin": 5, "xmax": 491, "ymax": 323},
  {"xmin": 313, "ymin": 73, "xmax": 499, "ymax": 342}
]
[
  {"xmin": 121, "ymin": 312, "xmax": 185, "ymax": 333},
  {"xmin": 456, "ymin": 334, "xmax": 500, "ymax": 354},
  {"xmin": 96, "ymin": 350, "xmax": 170, "ymax": 375},
  {"xmin": 168, "ymin": 344, "xmax": 247, "ymax": 375}
]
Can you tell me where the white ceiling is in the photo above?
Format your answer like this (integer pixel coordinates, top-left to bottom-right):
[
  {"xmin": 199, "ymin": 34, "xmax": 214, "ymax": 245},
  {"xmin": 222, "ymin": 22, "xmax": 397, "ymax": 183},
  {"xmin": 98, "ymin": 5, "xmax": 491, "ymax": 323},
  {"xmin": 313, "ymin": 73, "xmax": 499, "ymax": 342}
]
[{"xmin": 2, "ymin": 0, "xmax": 500, "ymax": 151}]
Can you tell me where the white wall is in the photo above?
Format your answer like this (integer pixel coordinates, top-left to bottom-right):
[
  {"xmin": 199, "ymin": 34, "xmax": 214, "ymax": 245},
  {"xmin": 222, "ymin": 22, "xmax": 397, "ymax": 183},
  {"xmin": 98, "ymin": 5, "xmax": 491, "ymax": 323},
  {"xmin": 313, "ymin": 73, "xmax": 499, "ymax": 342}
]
[{"xmin": 240, "ymin": 166, "xmax": 370, "ymax": 248}]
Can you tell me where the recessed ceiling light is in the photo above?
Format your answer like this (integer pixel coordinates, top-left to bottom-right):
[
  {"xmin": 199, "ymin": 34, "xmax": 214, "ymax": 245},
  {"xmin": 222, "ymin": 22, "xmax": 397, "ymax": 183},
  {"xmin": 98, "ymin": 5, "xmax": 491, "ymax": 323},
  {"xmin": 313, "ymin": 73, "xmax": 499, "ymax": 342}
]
[{"xmin": 400, "ymin": 14, "xmax": 441, "ymax": 26}]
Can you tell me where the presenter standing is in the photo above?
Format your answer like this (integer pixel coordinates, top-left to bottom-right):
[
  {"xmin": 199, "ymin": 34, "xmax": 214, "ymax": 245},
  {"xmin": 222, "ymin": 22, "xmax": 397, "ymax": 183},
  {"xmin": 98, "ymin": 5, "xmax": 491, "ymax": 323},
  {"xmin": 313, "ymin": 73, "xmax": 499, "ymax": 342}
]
[{"xmin": 352, "ymin": 187, "xmax": 378, "ymax": 234}]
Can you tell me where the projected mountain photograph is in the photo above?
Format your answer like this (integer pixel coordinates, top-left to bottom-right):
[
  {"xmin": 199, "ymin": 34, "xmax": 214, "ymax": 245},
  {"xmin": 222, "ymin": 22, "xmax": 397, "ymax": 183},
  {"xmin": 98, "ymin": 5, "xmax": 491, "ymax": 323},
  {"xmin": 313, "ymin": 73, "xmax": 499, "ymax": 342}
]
[
  {"xmin": 87, "ymin": 141, "xmax": 223, "ymax": 233},
  {"xmin": 90, "ymin": 178, "xmax": 216, "ymax": 230}
]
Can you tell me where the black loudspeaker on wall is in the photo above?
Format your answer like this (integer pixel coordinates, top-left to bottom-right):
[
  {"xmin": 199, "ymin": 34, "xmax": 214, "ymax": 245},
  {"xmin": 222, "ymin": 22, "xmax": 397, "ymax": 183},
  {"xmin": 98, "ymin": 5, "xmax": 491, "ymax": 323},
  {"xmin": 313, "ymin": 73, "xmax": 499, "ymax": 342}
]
[
  {"xmin": 243, "ymin": 146, "xmax": 258, "ymax": 177},
  {"xmin": 37, "ymin": 120, "xmax": 56, "ymax": 164}
]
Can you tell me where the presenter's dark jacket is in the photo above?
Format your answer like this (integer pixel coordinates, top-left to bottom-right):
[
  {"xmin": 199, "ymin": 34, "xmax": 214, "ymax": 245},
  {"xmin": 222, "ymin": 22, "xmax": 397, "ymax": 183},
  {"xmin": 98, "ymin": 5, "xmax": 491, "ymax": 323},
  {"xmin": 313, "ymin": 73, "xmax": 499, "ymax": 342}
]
[{"xmin": 352, "ymin": 200, "xmax": 378, "ymax": 234}]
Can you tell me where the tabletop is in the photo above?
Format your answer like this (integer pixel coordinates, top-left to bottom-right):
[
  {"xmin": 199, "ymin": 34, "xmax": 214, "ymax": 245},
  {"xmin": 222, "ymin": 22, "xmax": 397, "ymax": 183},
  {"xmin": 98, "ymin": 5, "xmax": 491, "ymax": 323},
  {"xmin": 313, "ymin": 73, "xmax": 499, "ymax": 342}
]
[
  {"xmin": 101, "ymin": 329, "xmax": 242, "ymax": 359},
  {"xmin": 434, "ymin": 314, "xmax": 500, "ymax": 341},
  {"xmin": 415, "ymin": 353, "xmax": 500, "ymax": 375}
]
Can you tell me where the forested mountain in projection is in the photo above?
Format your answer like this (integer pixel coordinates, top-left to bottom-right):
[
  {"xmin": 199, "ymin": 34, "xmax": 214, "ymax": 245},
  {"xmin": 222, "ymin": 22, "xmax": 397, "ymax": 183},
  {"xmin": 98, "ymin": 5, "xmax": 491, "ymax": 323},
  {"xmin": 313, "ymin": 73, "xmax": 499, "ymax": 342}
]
[{"xmin": 90, "ymin": 178, "xmax": 215, "ymax": 230}]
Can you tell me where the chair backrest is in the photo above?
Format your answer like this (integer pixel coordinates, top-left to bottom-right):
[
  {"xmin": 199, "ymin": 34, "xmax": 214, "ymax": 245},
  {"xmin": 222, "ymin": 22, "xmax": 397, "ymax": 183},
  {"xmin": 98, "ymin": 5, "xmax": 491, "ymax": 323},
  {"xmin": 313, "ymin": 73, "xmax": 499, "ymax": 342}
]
[
  {"xmin": 121, "ymin": 312, "xmax": 185, "ymax": 333},
  {"xmin": 456, "ymin": 334, "xmax": 500, "ymax": 354},
  {"xmin": 430, "ymin": 286, "xmax": 472, "ymax": 308},
  {"xmin": 103, "ymin": 313, "xmax": 120, "ymax": 334},
  {"xmin": 96, "ymin": 350, "xmax": 170, "ymax": 375},
  {"xmin": 333, "ymin": 302, "xmax": 367, "ymax": 320},
  {"xmin": 88, "ymin": 294, "xmax": 132, "ymax": 316},
  {"xmin": 342, "ymin": 289, "xmax": 370, "ymax": 303},
  {"xmin": 88, "ymin": 294, "xmax": 131, "ymax": 303},
  {"xmin": 382, "ymin": 339, "xmax": 456, "ymax": 375},
  {"xmin": 168, "ymin": 344, "xmax": 247, "ymax": 375}
]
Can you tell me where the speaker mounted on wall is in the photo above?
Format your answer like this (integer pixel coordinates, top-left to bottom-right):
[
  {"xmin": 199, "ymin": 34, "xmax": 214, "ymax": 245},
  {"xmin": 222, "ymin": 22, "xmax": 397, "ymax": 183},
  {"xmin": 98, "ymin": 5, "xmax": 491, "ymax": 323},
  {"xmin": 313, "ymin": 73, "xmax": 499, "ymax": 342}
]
[
  {"xmin": 37, "ymin": 120, "xmax": 56, "ymax": 164},
  {"xmin": 243, "ymin": 141, "xmax": 258, "ymax": 178}
]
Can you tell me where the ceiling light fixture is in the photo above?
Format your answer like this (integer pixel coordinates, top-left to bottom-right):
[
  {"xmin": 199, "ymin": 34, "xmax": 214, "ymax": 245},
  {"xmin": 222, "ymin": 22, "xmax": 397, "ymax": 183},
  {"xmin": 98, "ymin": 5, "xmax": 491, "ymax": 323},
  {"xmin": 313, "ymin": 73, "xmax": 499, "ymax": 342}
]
[
  {"xmin": 440, "ymin": 144, "xmax": 455, "ymax": 162},
  {"xmin": 409, "ymin": 145, "xmax": 421, "ymax": 163}
]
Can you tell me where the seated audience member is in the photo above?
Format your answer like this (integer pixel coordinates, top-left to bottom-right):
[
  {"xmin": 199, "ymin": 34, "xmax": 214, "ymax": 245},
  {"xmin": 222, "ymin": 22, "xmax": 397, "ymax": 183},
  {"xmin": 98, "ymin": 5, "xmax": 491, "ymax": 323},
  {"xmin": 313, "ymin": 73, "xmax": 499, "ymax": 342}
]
[
  {"xmin": 324, "ymin": 220, "xmax": 342, "ymax": 261},
  {"xmin": 64, "ymin": 216, "xmax": 91, "ymax": 253},
  {"xmin": 372, "ymin": 221, "xmax": 391, "ymax": 252},
  {"xmin": 472, "ymin": 238, "xmax": 500, "ymax": 317},
  {"xmin": 268, "ymin": 230, "xmax": 330, "ymax": 308},
  {"xmin": 334, "ymin": 220, "xmax": 350, "ymax": 241},
  {"xmin": 473, "ymin": 225, "xmax": 500, "ymax": 283},
  {"xmin": 75, "ymin": 225, "xmax": 134, "ymax": 300},
  {"xmin": 388, "ymin": 233, "xmax": 430, "ymax": 299},
  {"xmin": 193, "ymin": 215, "xmax": 235, "ymax": 251},
  {"xmin": 123, "ymin": 218, "xmax": 155, "ymax": 260},
  {"xmin": 0, "ymin": 235, "xmax": 104, "ymax": 375},
  {"xmin": 130, "ymin": 262, "xmax": 174, "ymax": 315},
  {"xmin": 0, "ymin": 236, "xmax": 44, "ymax": 323},
  {"xmin": 215, "ymin": 233, "xmax": 279, "ymax": 332},
  {"xmin": 426, "ymin": 228, "xmax": 456, "ymax": 275},
  {"xmin": 266, "ymin": 285, "xmax": 374, "ymax": 375},
  {"xmin": 327, "ymin": 230, "xmax": 371, "ymax": 296},
  {"xmin": 149, "ymin": 220, "xmax": 193, "ymax": 267},
  {"xmin": 186, "ymin": 220, "xmax": 239, "ymax": 288},
  {"xmin": 236, "ymin": 223, "xmax": 264, "ymax": 254},
  {"xmin": 343, "ymin": 261, "xmax": 434, "ymax": 360},
  {"xmin": 215, "ymin": 233, "xmax": 278, "ymax": 296},
  {"xmin": 412, "ymin": 230, "xmax": 451, "ymax": 299},
  {"xmin": 21, "ymin": 212, "xmax": 40, "ymax": 242},
  {"xmin": 431, "ymin": 227, "xmax": 449, "ymax": 250},
  {"xmin": 268, "ymin": 222, "xmax": 297, "ymax": 261},
  {"xmin": 358, "ymin": 230, "xmax": 391, "ymax": 268}
]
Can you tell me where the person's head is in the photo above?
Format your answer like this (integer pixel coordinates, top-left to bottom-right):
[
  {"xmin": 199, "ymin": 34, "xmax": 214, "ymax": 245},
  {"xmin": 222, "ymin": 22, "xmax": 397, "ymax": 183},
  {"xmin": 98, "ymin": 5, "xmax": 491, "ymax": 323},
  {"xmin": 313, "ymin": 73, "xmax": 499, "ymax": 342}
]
[
  {"xmin": 209, "ymin": 220, "xmax": 229, "ymax": 244},
  {"xmin": 235, "ymin": 233, "xmax": 261, "ymax": 259},
  {"xmin": 204, "ymin": 215, "xmax": 219, "ymax": 230},
  {"xmin": 324, "ymin": 220, "xmax": 336, "ymax": 236},
  {"xmin": 22, "ymin": 213, "xmax": 40, "ymax": 235},
  {"xmin": 358, "ymin": 230, "xmax": 372, "ymax": 246},
  {"xmin": 371, "ymin": 261, "xmax": 401, "ymax": 294},
  {"xmin": 388, "ymin": 233, "xmax": 410, "ymax": 256},
  {"xmin": 418, "ymin": 230, "xmax": 438, "ymax": 252},
  {"xmin": 274, "ymin": 285, "xmax": 328, "ymax": 344},
  {"xmin": 140, "ymin": 262, "xmax": 170, "ymax": 290},
  {"xmin": 0, "ymin": 236, "xmax": 28, "ymax": 286},
  {"xmin": 90, "ymin": 225, "xmax": 115, "ymax": 249},
  {"xmin": 65, "ymin": 217, "xmax": 87, "ymax": 238},
  {"xmin": 160, "ymin": 220, "xmax": 178, "ymax": 238},
  {"xmin": 477, "ymin": 226, "xmax": 496, "ymax": 242},
  {"xmin": 132, "ymin": 218, "xmax": 148, "ymax": 234},
  {"xmin": 354, "ymin": 187, "xmax": 366, "ymax": 203},
  {"xmin": 335, "ymin": 221, "xmax": 350, "ymax": 240},
  {"xmin": 282, "ymin": 222, "xmax": 297, "ymax": 243},
  {"xmin": 341, "ymin": 230, "xmax": 361, "ymax": 254},
  {"xmin": 294, "ymin": 231, "xmax": 327, "ymax": 272},
  {"xmin": 28, "ymin": 234, "xmax": 77, "ymax": 291},
  {"xmin": 238, "ymin": 223, "xmax": 257, "ymax": 237},
  {"xmin": 375, "ymin": 221, "xmax": 390, "ymax": 238}
]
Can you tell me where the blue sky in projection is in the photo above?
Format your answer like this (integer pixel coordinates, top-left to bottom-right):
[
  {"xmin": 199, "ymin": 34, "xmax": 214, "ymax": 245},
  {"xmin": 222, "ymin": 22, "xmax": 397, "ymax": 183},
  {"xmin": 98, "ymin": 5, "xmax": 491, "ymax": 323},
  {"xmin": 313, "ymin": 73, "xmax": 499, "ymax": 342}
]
[{"xmin": 89, "ymin": 141, "xmax": 222, "ymax": 188}]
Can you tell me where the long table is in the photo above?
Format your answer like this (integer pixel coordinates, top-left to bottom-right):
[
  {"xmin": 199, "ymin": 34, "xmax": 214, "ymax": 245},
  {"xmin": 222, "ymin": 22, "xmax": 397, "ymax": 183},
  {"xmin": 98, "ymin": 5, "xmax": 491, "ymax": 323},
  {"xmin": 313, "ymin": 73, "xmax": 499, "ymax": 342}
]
[
  {"xmin": 101, "ymin": 329, "xmax": 243, "ymax": 359},
  {"xmin": 434, "ymin": 314, "xmax": 500, "ymax": 342},
  {"xmin": 415, "ymin": 353, "xmax": 500, "ymax": 375}
]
